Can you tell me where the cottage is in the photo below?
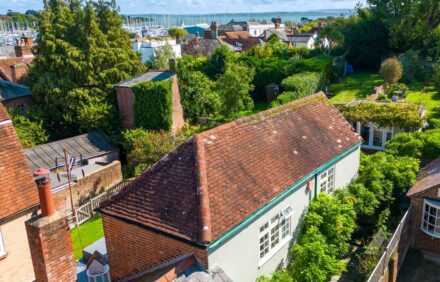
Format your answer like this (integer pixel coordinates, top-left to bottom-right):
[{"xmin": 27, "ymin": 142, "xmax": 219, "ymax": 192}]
[
  {"xmin": 408, "ymin": 158, "xmax": 440, "ymax": 255},
  {"xmin": 100, "ymin": 93, "xmax": 362, "ymax": 281}
]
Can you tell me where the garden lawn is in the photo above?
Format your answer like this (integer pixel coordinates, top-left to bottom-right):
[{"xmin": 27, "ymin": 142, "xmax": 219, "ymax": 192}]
[
  {"xmin": 405, "ymin": 84, "xmax": 440, "ymax": 115},
  {"xmin": 329, "ymin": 72, "xmax": 384, "ymax": 104},
  {"xmin": 70, "ymin": 214, "xmax": 104, "ymax": 260}
]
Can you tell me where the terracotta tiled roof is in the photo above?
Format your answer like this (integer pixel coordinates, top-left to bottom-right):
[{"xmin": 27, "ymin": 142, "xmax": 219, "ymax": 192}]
[
  {"xmin": 101, "ymin": 93, "xmax": 362, "ymax": 244},
  {"xmin": 0, "ymin": 57, "xmax": 34, "ymax": 82},
  {"xmin": 218, "ymin": 31, "xmax": 261, "ymax": 51},
  {"xmin": 0, "ymin": 104, "xmax": 38, "ymax": 220},
  {"xmin": 407, "ymin": 158, "xmax": 440, "ymax": 196}
]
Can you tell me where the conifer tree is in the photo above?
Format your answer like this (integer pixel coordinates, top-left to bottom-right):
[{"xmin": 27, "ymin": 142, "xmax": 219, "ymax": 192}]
[{"xmin": 27, "ymin": 0, "xmax": 145, "ymax": 138}]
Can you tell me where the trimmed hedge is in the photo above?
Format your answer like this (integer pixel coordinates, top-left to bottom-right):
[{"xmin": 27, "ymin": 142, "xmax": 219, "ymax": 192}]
[
  {"xmin": 132, "ymin": 79, "xmax": 173, "ymax": 131},
  {"xmin": 281, "ymin": 72, "xmax": 322, "ymax": 98}
]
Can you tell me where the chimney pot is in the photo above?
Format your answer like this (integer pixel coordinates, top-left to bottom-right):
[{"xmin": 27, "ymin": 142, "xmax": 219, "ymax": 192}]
[{"xmin": 33, "ymin": 168, "xmax": 56, "ymax": 217}]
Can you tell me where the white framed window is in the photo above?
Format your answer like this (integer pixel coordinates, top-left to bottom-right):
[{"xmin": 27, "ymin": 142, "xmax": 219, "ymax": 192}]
[
  {"xmin": 320, "ymin": 167, "xmax": 335, "ymax": 194},
  {"xmin": 259, "ymin": 207, "xmax": 293, "ymax": 265},
  {"xmin": 421, "ymin": 200, "xmax": 440, "ymax": 238},
  {"xmin": 0, "ymin": 228, "xmax": 6, "ymax": 258}
]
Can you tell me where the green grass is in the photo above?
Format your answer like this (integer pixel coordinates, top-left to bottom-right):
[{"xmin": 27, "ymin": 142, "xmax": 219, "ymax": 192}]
[
  {"xmin": 405, "ymin": 84, "xmax": 440, "ymax": 115},
  {"xmin": 238, "ymin": 101, "xmax": 270, "ymax": 117},
  {"xmin": 70, "ymin": 214, "xmax": 104, "ymax": 260},
  {"xmin": 329, "ymin": 72, "xmax": 384, "ymax": 104}
]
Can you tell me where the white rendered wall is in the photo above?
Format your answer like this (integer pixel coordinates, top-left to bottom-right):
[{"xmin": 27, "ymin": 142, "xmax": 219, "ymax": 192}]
[{"xmin": 207, "ymin": 147, "xmax": 360, "ymax": 282}]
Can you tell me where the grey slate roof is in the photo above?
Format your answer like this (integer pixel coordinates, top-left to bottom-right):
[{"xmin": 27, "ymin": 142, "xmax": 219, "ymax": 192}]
[
  {"xmin": 0, "ymin": 80, "xmax": 31, "ymax": 101},
  {"xmin": 116, "ymin": 71, "xmax": 173, "ymax": 88},
  {"xmin": 24, "ymin": 131, "xmax": 117, "ymax": 171},
  {"xmin": 287, "ymin": 33, "xmax": 314, "ymax": 44}
]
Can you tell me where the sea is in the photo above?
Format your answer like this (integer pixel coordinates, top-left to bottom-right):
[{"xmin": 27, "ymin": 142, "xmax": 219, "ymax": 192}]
[{"xmin": 126, "ymin": 9, "xmax": 353, "ymax": 27}]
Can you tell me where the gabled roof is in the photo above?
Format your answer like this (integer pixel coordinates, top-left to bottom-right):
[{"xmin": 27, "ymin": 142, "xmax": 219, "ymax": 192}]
[
  {"xmin": 0, "ymin": 104, "xmax": 38, "ymax": 220},
  {"xmin": 101, "ymin": 93, "xmax": 361, "ymax": 245},
  {"xmin": 408, "ymin": 158, "xmax": 440, "ymax": 197},
  {"xmin": 0, "ymin": 57, "xmax": 34, "ymax": 82},
  {"xmin": 24, "ymin": 131, "xmax": 118, "ymax": 171},
  {"xmin": 0, "ymin": 79, "xmax": 31, "ymax": 101}
]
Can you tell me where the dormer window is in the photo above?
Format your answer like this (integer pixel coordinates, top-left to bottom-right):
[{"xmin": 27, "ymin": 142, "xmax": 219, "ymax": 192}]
[{"xmin": 421, "ymin": 199, "xmax": 440, "ymax": 238}]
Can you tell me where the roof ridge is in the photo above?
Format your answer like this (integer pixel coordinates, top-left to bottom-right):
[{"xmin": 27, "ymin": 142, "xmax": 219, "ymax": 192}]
[
  {"xmin": 197, "ymin": 92, "xmax": 327, "ymax": 139},
  {"xmin": 193, "ymin": 134, "xmax": 212, "ymax": 244}
]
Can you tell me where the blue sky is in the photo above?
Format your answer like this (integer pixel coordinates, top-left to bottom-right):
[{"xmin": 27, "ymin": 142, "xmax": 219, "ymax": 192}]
[{"xmin": 1, "ymin": 0, "xmax": 363, "ymax": 15}]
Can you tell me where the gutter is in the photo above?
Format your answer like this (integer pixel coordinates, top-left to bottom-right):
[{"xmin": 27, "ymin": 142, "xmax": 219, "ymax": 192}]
[{"xmin": 208, "ymin": 142, "xmax": 362, "ymax": 252}]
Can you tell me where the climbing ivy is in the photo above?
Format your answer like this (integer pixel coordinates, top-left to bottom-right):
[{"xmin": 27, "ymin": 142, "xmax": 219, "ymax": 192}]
[{"xmin": 339, "ymin": 102, "xmax": 424, "ymax": 129}]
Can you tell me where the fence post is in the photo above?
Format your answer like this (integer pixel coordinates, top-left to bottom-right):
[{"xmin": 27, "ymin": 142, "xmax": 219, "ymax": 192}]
[{"xmin": 89, "ymin": 201, "xmax": 94, "ymax": 217}]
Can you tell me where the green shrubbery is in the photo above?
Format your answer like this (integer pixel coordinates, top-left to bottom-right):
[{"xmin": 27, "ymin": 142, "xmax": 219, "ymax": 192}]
[
  {"xmin": 8, "ymin": 107, "xmax": 49, "ymax": 148},
  {"xmin": 132, "ymin": 80, "xmax": 173, "ymax": 131},
  {"xmin": 385, "ymin": 129, "xmax": 440, "ymax": 160},
  {"xmin": 281, "ymin": 72, "xmax": 322, "ymax": 97},
  {"xmin": 271, "ymin": 92, "xmax": 296, "ymax": 107},
  {"xmin": 379, "ymin": 58, "xmax": 403, "ymax": 85},
  {"xmin": 384, "ymin": 83, "xmax": 409, "ymax": 98}
]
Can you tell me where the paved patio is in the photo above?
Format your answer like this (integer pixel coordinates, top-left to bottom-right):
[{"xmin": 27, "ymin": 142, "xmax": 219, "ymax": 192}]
[{"xmin": 397, "ymin": 249, "xmax": 440, "ymax": 282}]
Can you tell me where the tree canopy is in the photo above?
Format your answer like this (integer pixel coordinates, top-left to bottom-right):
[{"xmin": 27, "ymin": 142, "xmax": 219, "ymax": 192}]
[{"xmin": 26, "ymin": 0, "xmax": 145, "ymax": 138}]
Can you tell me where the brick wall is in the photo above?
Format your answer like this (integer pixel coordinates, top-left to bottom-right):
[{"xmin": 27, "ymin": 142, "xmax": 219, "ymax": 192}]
[
  {"xmin": 410, "ymin": 187, "xmax": 440, "ymax": 255},
  {"xmin": 102, "ymin": 214, "xmax": 208, "ymax": 281},
  {"xmin": 2, "ymin": 96, "xmax": 34, "ymax": 108},
  {"xmin": 26, "ymin": 213, "xmax": 76, "ymax": 282},
  {"xmin": 171, "ymin": 75, "xmax": 184, "ymax": 133},
  {"xmin": 116, "ymin": 86, "xmax": 136, "ymax": 129},
  {"xmin": 53, "ymin": 161, "xmax": 122, "ymax": 212}
]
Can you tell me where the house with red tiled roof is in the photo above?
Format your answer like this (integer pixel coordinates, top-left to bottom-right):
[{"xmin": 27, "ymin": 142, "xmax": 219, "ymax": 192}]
[
  {"xmin": 408, "ymin": 158, "xmax": 440, "ymax": 255},
  {"xmin": 100, "ymin": 93, "xmax": 363, "ymax": 281},
  {"xmin": 0, "ymin": 104, "xmax": 39, "ymax": 281}
]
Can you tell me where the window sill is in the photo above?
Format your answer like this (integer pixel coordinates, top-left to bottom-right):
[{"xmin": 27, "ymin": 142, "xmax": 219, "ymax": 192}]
[
  {"xmin": 421, "ymin": 228, "xmax": 440, "ymax": 239},
  {"xmin": 258, "ymin": 236, "xmax": 292, "ymax": 268}
]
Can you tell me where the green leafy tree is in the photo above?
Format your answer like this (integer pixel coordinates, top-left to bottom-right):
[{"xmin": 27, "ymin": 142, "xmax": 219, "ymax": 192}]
[
  {"xmin": 216, "ymin": 62, "xmax": 255, "ymax": 118},
  {"xmin": 301, "ymin": 193, "xmax": 357, "ymax": 257},
  {"xmin": 257, "ymin": 271, "xmax": 293, "ymax": 282},
  {"xmin": 385, "ymin": 132, "xmax": 425, "ymax": 158},
  {"xmin": 208, "ymin": 45, "xmax": 233, "ymax": 78},
  {"xmin": 151, "ymin": 43, "xmax": 175, "ymax": 70},
  {"xmin": 179, "ymin": 71, "xmax": 221, "ymax": 123},
  {"xmin": 27, "ymin": 0, "xmax": 145, "ymax": 138},
  {"xmin": 8, "ymin": 108, "xmax": 49, "ymax": 148},
  {"xmin": 289, "ymin": 227, "xmax": 344, "ymax": 282},
  {"xmin": 315, "ymin": 25, "xmax": 344, "ymax": 56},
  {"xmin": 168, "ymin": 27, "xmax": 187, "ymax": 39},
  {"xmin": 379, "ymin": 57, "xmax": 403, "ymax": 85}
]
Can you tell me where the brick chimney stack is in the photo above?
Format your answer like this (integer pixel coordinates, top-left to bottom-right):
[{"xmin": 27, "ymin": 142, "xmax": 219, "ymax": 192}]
[
  {"xmin": 25, "ymin": 169, "xmax": 77, "ymax": 282},
  {"xmin": 15, "ymin": 36, "xmax": 34, "ymax": 58}
]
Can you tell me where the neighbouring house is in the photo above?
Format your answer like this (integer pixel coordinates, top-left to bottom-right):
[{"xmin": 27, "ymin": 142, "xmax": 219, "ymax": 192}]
[
  {"xmin": 0, "ymin": 79, "xmax": 33, "ymax": 108},
  {"xmin": 408, "ymin": 158, "xmax": 440, "ymax": 255},
  {"xmin": 0, "ymin": 36, "xmax": 35, "ymax": 83},
  {"xmin": 218, "ymin": 31, "xmax": 262, "ymax": 52},
  {"xmin": 287, "ymin": 33, "xmax": 319, "ymax": 49},
  {"xmin": 100, "ymin": 93, "xmax": 362, "ymax": 281},
  {"xmin": 247, "ymin": 21, "xmax": 278, "ymax": 37},
  {"xmin": 115, "ymin": 71, "xmax": 184, "ymax": 133},
  {"xmin": 181, "ymin": 35, "xmax": 222, "ymax": 57},
  {"xmin": 0, "ymin": 104, "xmax": 39, "ymax": 281},
  {"xmin": 24, "ymin": 131, "xmax": 122, "ymax": 212},
  {"xmin": 132, "ymin": 38, "xmax": 181, "ymax": 64}
]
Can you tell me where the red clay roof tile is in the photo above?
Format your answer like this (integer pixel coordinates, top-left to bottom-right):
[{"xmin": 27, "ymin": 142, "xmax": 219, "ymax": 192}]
[
  {"xmin": 407, "ymin": 158, "xmax": 440, "ymax": 197},
  {"xmin": 101, "ymin": 93, "xmax": 361, "ymax": 244}
]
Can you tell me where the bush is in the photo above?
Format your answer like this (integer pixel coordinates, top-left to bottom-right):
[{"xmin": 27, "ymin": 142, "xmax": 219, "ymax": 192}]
[
  {"xmin": 281, "ymin": 72, "xmax": 322, "ymax": 99},
  {"xmin": 384, "ymin": 83, "xmax": 409, "ymax": 98},
  {"xmin": 132, "ymin": 80, "xmax": 173, "ymax": 131},
  {"xmin": 399, "ymin": 50, "xmax": 433, "ymax": 83},
  {"xmin": 434, "ymin": 63, "xmax": 440, "ymax": 93},
  {"xmin": 8, "ymin": 107, "xmax": 49, "ymax": 148},
  {"xmin": 271, "ymin": 92, "xmax": 294, "ymax": 107},
  {"xmin": 385, "ymin": 132, "xmax": 425, "ymax": 158},
  {"xmin": 379, "ymin": 58, "xmax": 403, "ymax": 84}
]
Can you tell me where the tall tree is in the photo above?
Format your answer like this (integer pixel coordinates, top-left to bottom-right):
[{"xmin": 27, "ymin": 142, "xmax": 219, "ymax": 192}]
[{"xmin": 27, "ymin": 0, "xmax": 145, "ymax": 138}]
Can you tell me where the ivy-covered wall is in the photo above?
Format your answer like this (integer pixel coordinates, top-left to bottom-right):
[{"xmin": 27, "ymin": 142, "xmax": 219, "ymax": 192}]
[{"xmin": 132, "ymin": 79, "xmax": 173, "ymax": 131}]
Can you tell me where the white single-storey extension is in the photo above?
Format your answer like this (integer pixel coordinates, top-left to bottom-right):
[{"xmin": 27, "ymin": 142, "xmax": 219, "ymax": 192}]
[{"xmin": 131, "ymin": 38, "xmax": 181, "ymax": 64}]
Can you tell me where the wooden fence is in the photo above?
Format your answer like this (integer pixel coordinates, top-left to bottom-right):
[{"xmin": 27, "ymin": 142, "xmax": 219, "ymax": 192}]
[
  {"xmin": 67, "ymin": 179, "xmax": 133, "ymax": 228},
  {"xmin": 367, "ymin": 207, "xmax": 412, "ymax": 282}
]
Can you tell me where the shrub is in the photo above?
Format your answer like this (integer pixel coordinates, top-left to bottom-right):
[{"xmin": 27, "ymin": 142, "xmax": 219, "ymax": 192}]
[
  {"xmin": 121, "ymin": 128, "xmax": 150, "ymax": 152},
  {"xmin": 434, "ymin": 63, "xmax": 440, "ymax": 93},
  {"xmin": 8, "ymin": 107, "xmax": 49, "ymax": 148},
  {"xmin": 429, "ymin": 118, "xmax": 440, "ymax": 129},
  {"xmin": 399, "ymin": 50, "xmax": 433, "ymax": 83},
  {"xmin": 379, "ymin": 58, "xmax": 403, "ymax": 84},
  {"xmin": 385, "ymin": 83, "xmax": 409, "ymax": 98},
  {"xmin": 289, "ymin": 227, "xmax": 344, "ymax": 282},
  {"xmin": 385, "ymin": 132, "xmax": 425, "ymax": 158},
  {"xmin": 281, "ymin": 72, "xmax": 322, "ymax": 99},
  {"xmin": 271, "ymin": 92, "xmax": 294, "ymax": 107},
  {"xmin": 132, "ymin": 79, "xmax": 173, "ymax": 131}
]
